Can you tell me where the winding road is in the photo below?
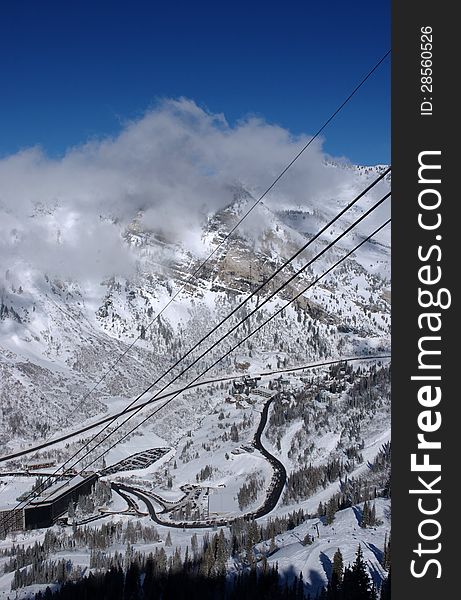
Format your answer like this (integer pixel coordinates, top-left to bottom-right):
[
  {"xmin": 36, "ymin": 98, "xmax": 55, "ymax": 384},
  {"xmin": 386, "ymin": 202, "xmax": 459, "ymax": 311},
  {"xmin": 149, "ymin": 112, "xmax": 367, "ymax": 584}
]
[
  {"xmin": 115, "ymin": 390, "xmax": 286, "ymax": 529},
  {"xmin": 0, "ymin": 356, "xmax": 390, "ymax": 532},
  {"xmin": 0, "ymin": 355, "xmax": 389, "ymax": 464},
  {"xmin": 108, "ymin": 354, "xmax": 390, "ymax": 529}
]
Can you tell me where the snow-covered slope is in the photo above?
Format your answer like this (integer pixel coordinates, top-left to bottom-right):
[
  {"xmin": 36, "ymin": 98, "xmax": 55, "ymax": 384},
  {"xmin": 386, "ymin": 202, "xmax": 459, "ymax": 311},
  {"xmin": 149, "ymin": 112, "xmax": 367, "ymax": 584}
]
[
  {"xmin": 0, "ymin": 164, "xmax": 390, "ymax": 455},
  {"xmin": 0, "ymin": 168, "xmax": 392, "ymax": 598}
]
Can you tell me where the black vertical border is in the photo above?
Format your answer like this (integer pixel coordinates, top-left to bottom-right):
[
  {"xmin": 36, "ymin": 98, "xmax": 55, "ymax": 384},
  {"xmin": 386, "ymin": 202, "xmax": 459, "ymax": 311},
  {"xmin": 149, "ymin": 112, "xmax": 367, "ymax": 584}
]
[{"xmin": 393, "ymin": 2, "xmax": 456, "ymax": 597}]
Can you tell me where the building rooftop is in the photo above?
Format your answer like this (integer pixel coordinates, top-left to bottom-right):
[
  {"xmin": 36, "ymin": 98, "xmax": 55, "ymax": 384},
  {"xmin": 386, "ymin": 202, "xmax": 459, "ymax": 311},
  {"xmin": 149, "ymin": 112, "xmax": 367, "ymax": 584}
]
[{"xmin": 29, "ymin": 475, "xmax": 90, "ymax": 505}]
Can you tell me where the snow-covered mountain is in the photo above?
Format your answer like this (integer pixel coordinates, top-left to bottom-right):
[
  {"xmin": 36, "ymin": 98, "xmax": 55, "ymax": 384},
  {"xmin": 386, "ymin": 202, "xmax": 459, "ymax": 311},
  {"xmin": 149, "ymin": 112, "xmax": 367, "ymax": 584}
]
[
  {"xmin": 0, "ymin": 158, "xmax": 391, "ymax": 597},
  {"xmin": 0, "ymin": 165, "xmax": 390, "ymax": 449},
  {"xmin": 0, "ymin": 164, "xmax": 390, "ymax": 454}
]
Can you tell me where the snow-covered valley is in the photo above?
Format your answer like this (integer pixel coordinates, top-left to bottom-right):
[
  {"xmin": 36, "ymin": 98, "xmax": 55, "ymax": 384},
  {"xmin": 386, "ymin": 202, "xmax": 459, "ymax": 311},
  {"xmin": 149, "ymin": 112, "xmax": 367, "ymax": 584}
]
[{"xmin": 1, "ymin": 161, "xmax": 391, "ymax": 598}]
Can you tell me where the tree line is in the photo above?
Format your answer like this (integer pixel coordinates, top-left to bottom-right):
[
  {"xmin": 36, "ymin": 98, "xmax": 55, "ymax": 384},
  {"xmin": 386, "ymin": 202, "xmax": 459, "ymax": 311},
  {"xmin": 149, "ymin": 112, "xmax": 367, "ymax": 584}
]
[{"xmin": 31, "ymin": 544, "xmax": 390, "ymax": 600}]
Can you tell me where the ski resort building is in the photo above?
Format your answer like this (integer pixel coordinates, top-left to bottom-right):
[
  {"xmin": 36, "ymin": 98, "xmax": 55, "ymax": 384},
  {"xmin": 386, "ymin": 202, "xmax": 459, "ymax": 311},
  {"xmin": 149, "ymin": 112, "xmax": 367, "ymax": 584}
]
[
  {"xmin": 24, "ymin": 473, "xmax": 98, "ymax": 529},
  {"xmin": 0, "ymin": 474, "xmax": 98, "ymax": 536},
  {"xmin": 23, "ymin": 459, "xmax": 57, "ymax": 471}
]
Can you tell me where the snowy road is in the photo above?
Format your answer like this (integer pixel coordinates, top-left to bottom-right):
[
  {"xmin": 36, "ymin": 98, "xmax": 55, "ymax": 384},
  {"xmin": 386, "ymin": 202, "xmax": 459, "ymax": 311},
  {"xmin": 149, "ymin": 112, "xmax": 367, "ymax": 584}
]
[
  {"xmin": 112, "ymin": 391, "xmax": 286, "ymax": 529},
  {"xmin": 0, "ymin": 355, "xmax": 389, "ymax": 464}
]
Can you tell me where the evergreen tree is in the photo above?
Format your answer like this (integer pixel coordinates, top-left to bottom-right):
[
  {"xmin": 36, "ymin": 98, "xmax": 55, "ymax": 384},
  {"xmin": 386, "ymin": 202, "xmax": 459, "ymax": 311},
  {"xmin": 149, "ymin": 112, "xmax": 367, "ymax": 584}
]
[
  {"xmin": 12, "ymin": 569, "xmax": 21, "ymax": 590},
  {"xmin": 380, "ymin": 569, "xmax": 391, "ymax": 600},
  {"xmin": 361, "ymin": 501, "xmax": 370, "ymax": 528},
  {"xmin": 43, "ymin": 588, "xmax": 53, "ymax": 600},
  {"xmin": 296, "ymin": 571, "xmax": 304, "ymax": 599},
  {"xmin": 332, "ymin": 548, "xmax": 344, "ymax": 585},
  {"xmin": 190, "ymin": 533, "xmax": 198, "ymax": 557},
  {"xmin": 382, "ymin": 533, "xmax": 391, "ymax": 571},
  {"xmin": 215, "ymin": 529, "xmax": 228, "ymax": 574},
  {"xmin": 171, "ymin": 547, "xmax": 182, "ymax": 573},
  {"xmin": 302, "ymin": 532, "xmax": 313, "ymax": 546},
  {"xmin": 326, "ymin": 548, "xmax": 343, "ymax": 599},
  {"xmin": 199, "ymin": 543, "xmax": 214, "ymax": 577},
  {"xmin": 343, "ymin": 545, "xmax": 374, "ymax": 600},
  {"xmin": 370, "ymin": 502, "xmax": 377, "ymax": 526},
  {"xmin": 67, "ymin": 501, "xmax": 75, "ymax": 520},
  {"xmin": 123, "ymin": 561, "xmax": 140, "ymax": 600},
  {"xmin": 325, "ymin": 498, "xmax": 337, "ymax": 525},
  {"xmin": 157, "ymin": 547, "xmax": 167, "ymax": 572}
]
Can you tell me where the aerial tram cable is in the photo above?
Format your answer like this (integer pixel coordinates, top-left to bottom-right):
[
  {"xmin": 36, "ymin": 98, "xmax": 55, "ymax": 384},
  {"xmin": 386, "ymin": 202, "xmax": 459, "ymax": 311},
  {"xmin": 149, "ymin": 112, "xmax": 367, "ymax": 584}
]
[
  {"xmin": 0, "ymin": 48, "xmax": 391, "ymax": 529},
  {"xmin": 62, "ymin": 217, "xmax": 392, "ymax": 481},
  {"xmin": 60, "ymin": 192, "xmax": 390, "ymax": 465},
  {"xmin": 9, "ymin": 167, "xmax": 389, "ymax": 501},
  {"xmin": 0, "ymin": 189, "xmax": 390, "ymax": 531},
  {"xmin": 44, "ymin": 185, "xmax": 391, "ymax": 479},
  {"xmin": 0, "ymin": 209, "xmax": 390, "ymax": 533},
  {"xmin": 58, "ymin": 51, "xmax": 390, "ymax": 422},
  {"xmin": 0, "ymin": 353, "xmax": 391, "ymax": 464},
  {"xmin": 44, "ymin": 168, "xmax": 390, "ymax": 472}
]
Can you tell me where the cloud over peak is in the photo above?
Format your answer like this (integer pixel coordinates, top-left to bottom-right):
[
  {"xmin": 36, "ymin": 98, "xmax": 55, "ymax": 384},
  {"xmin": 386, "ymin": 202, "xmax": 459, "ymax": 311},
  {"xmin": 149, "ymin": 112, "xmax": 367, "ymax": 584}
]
[{"xmin": 0, "ymin": 98, "xmax": 357, "ymax": 286}]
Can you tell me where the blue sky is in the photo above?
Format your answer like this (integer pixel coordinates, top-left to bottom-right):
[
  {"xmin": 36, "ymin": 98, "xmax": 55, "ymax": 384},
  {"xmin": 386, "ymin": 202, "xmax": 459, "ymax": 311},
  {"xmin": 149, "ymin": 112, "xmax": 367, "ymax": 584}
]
[{"xmin": 0, "ymin": 0, "xmax": 390, "ymax": 165}]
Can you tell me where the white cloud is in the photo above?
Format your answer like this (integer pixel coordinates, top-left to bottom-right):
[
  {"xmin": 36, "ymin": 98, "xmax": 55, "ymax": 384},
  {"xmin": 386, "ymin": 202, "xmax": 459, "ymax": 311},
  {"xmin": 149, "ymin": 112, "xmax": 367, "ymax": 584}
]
[{"xmin": 0, "ymin": 97, "xmax": 378, "ymax": 287}]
